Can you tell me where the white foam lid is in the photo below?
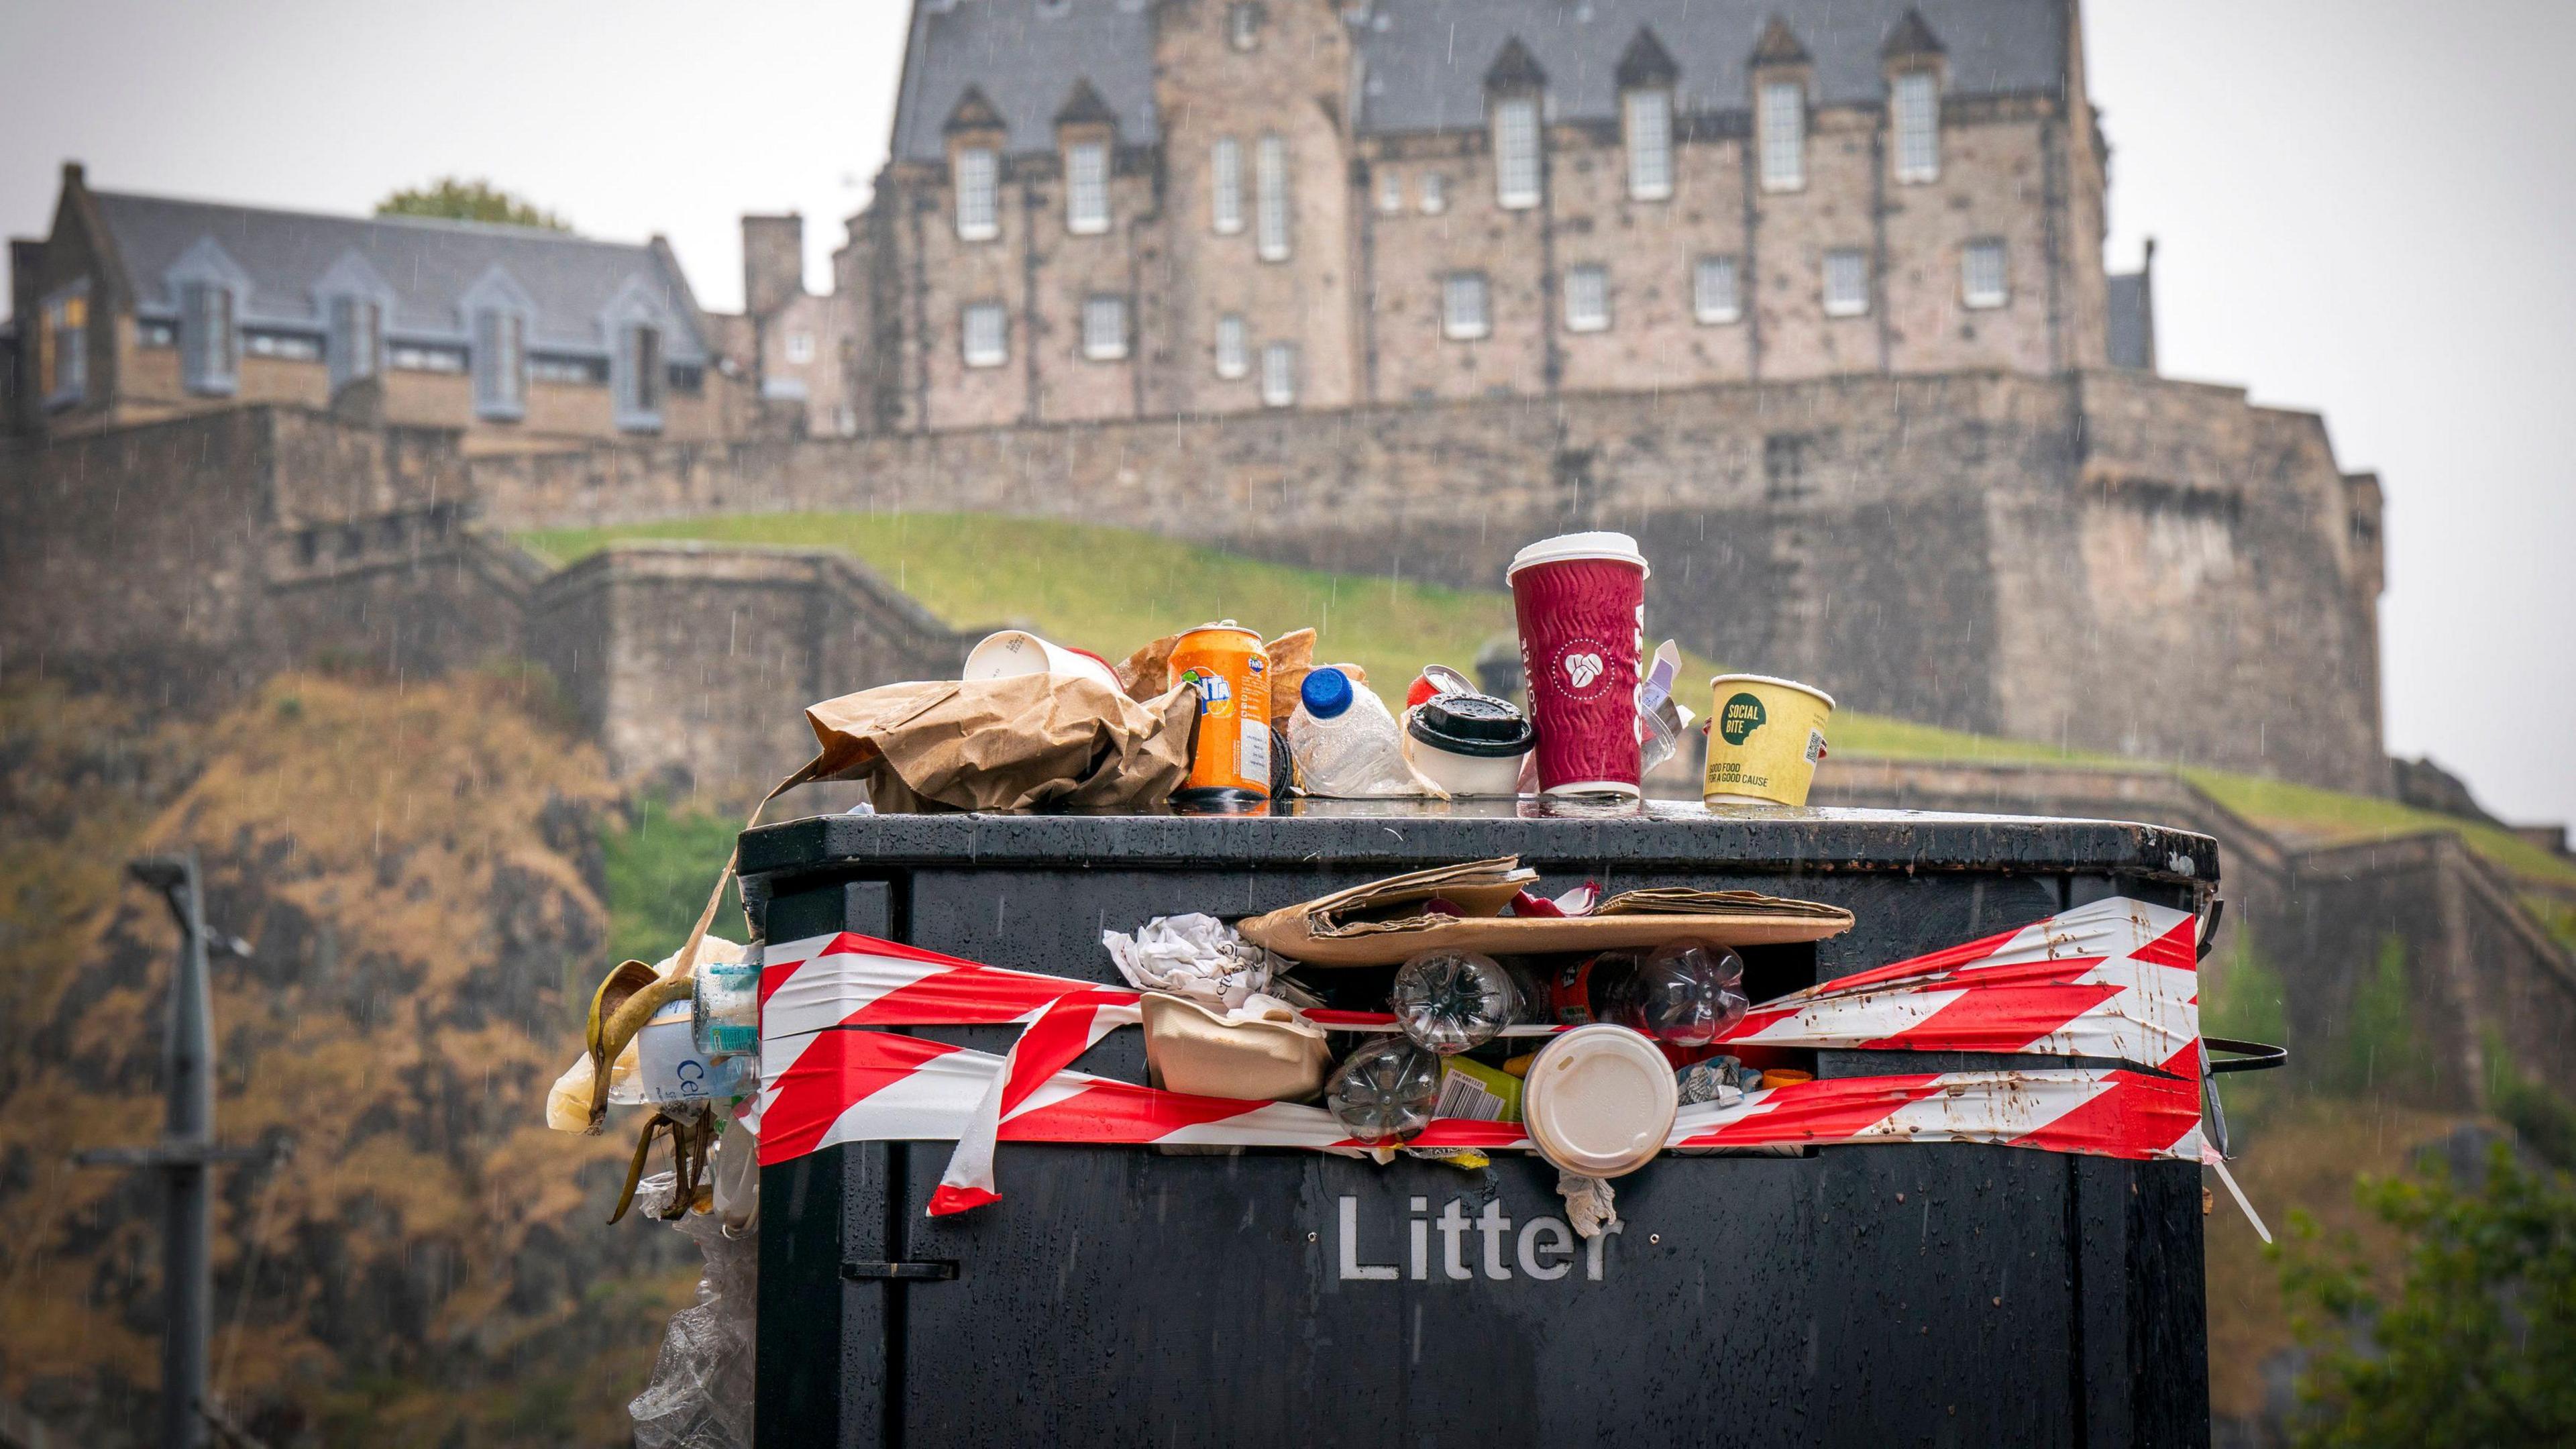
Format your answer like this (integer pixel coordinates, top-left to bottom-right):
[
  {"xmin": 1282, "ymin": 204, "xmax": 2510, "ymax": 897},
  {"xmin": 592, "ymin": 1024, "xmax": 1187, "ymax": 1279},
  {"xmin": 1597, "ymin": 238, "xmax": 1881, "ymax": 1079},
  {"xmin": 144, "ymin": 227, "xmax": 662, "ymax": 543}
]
[
  {"xmin": 1505, "ymin": 531, "xmax": 1650, "ymax": 582},
  {"xmin": 1521, "ymin": 1024, "xmax": 1678, "ymax": 1178}
]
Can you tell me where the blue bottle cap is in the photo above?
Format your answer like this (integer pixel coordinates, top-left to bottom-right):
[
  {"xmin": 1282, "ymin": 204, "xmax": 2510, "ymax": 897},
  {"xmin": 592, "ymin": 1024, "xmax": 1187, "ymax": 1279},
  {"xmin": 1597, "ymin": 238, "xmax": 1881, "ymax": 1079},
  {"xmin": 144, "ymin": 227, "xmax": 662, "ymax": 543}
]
[{"xmin": 1301, "ymin": 667, "xmax": 1354, "ymax": 719}]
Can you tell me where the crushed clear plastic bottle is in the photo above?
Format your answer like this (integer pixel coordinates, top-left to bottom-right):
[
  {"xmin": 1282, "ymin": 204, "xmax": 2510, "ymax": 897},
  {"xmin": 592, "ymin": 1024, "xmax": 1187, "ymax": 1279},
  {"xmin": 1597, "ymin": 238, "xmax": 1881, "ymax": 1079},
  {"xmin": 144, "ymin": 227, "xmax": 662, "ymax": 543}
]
[
  {"xmin": 1544, "ymin": 938, "xmax": 1750, "ymax": 1048},
  {"xmin": 1389, "ymin": 948, "xmax": 1519, "ymax": 1054},
  {"xmin": 1285, "ymin": 666, "xmax": 1419, "ymax": 796},
  {"xmin": 1325, "ymin": 1036, "xmax": 1442, "ymax": 1144},
  {"xmin": 692, "ymin": 939, "xmax": 763, "ymax": 1058}
]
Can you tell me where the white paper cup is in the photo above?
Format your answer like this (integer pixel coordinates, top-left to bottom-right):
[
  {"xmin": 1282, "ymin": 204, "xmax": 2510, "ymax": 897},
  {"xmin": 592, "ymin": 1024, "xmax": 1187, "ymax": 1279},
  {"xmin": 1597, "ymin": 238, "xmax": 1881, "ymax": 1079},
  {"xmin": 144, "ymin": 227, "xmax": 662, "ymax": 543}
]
[
  {"xmin": 964, "ymin": 629, "xmax": 1123, "ymax": 693},
  {"xmin": 1520, "ymin": 1024, "xmax": 1678, "ymax": 1178}
]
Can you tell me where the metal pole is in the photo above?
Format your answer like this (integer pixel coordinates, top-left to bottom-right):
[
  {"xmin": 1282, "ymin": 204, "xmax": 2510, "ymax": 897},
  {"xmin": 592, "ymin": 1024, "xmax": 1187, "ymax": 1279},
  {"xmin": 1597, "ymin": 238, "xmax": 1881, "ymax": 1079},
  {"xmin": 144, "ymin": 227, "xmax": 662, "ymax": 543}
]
[{"xmin": 162, "ymin": 855, "xmax": 213, "ymax": 1449}]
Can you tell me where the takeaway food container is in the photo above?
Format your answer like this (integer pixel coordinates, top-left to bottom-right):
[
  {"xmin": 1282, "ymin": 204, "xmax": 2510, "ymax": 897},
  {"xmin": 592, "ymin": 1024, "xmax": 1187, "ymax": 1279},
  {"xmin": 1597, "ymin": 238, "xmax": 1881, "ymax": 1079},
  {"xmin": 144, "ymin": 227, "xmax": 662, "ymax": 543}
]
[{"xmin": 741, "ymin": 800, "xmax": 2218, "ymax": 1448}]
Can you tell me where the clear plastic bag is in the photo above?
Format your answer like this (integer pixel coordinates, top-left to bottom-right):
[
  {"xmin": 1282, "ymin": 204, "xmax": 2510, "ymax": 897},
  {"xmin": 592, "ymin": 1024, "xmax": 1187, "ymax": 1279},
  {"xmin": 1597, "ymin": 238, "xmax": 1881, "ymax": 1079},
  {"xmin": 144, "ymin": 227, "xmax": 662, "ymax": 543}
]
[{"xmin": 627, "ymin": 1137, "xmax": 758, "ymax": 1449}]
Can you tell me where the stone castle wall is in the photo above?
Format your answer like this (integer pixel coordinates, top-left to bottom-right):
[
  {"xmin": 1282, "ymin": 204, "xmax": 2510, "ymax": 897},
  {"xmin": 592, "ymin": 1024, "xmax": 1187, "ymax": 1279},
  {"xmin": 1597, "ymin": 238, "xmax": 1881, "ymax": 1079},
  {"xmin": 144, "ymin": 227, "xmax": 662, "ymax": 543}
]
[{"xmin": 463, "ymin": 368, "xmax": 2388, "ymax": 794}]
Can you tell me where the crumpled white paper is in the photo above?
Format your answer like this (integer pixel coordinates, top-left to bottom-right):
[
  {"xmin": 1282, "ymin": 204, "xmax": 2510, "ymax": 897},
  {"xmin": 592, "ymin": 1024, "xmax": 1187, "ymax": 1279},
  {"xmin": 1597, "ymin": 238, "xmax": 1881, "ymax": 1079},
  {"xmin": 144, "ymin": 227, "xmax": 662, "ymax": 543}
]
[
  {"xmin": 1102, "ymin": 913, "xmax": 1276, "ymax": 1012},
  {"xmin": 1558, "ymin": 1171, "xmax": 1620, "ymax": 1240}
]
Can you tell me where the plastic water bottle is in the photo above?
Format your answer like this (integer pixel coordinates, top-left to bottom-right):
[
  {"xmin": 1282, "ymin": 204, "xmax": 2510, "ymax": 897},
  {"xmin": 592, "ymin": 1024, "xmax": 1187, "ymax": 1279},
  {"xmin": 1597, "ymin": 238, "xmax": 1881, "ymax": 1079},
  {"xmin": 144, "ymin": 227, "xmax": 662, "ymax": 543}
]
[
  {"xmin": 1326, "ymin": 1036, "xmax": 1442, "ymax": 1144},
  {"xmin": 1541, "ymin": 939, "xmax": 1750, "ymax": 1048},
  {"xmin": 1285, "ymin": 667, "xmax": 1418, "ymax": 796},
  {"xmin": 692, "ymin": 939, "xmax": 763, "ymax": 1057},
  {"xmin": 1390, "ymin": 949, "xmax": 1519, "ymax": 1054}
]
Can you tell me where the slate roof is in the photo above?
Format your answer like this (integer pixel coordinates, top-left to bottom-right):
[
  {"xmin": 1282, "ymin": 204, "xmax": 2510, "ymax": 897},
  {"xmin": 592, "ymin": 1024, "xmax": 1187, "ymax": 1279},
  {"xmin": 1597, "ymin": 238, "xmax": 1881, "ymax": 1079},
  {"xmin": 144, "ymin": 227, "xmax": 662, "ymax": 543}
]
[
  {"xmin": 1355, "ymin": 0, "xmax": 2070, "ymax": 134},
  {"xmin": 890, "ymin": 0, "xmax": 1159, "ymax": 162},
  {"xmin": 87, "ymin": 191, "xmax": 708, "ymax": 361}
]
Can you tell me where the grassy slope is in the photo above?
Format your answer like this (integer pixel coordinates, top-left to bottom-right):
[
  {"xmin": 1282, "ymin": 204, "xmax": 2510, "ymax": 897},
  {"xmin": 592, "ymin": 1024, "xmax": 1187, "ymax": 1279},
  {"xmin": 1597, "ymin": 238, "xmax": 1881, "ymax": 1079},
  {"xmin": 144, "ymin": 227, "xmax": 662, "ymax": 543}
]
[{"xmin": 519, "ymin": 512, "xmax": 2576, "ymax": 896}]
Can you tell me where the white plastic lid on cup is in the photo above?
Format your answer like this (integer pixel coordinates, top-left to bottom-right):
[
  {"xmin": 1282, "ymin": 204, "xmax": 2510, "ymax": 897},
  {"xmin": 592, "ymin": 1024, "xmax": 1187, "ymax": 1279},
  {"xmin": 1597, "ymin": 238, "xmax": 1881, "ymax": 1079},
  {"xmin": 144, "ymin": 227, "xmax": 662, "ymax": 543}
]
[
  {"xmin": 963, "ymin": 629, "xmax": 1122, "ymax": 693},
  {"xmin": 1520, "ymin": 1024, "xmax": 1680, "ymax": 1178},
  {"xmin": 1504, "ymin": 531, "xmax": 1650, "ymax": 583}
]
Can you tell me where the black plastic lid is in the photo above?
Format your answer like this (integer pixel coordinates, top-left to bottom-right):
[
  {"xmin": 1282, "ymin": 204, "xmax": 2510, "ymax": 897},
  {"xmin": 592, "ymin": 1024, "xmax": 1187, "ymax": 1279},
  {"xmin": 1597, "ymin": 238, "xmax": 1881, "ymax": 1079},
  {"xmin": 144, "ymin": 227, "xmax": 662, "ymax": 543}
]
[{"xmin": 1408, "ymin": 694, "xmax": 1535, "ymax": 758}]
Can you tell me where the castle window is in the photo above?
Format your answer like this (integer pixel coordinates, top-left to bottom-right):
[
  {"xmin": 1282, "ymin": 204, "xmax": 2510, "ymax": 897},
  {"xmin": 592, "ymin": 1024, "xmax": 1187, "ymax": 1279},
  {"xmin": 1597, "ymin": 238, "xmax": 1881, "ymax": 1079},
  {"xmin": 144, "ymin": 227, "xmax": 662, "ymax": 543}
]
[
  {"xmin": 1081, "ymin": 294, "xmax": 1128, "ymax": 360},
  {"xmin": 1254, "ymin": 134, "xmax": 1291, "ymax": 261},
  {"xmin": 1260, "ymin": 341, "xmax": 1298, "ymax": 408},
  {"xmin": 1892, "ymin": 70, "xmax": 1939, "ymax": 183},
  {"xmin": 1442, "ymin": 272, "xmax": 1490, "ymax": 340},
  {"xmin": 1377, "ymin": 168, "xmax": 1403, "ymax": 215},
  {"xmin": 40, "ymin": 288, "xmax": 88, "ymax": 405},
  {"xmin": 1564, "ymin": 265, "xmax": 1610, "ymax": 332},
  {"xmin": 1228, "ymin": 2, "xmax": 1261, "ymax": 51},
  {"xmin": 138, "ymin": 317, "xmax": 177, "ymax": 348},
  {"xmin": 328, "ymin": 296, "xmax": 381, "ymax": 390},
  {"xmin": 1693, "ymin": 256, "xmax": 1741, "ymax": 324},
  {"xmin": 1962, "ymin": 239, "xmax": 2008, "ymax": 309},
  {"xmin": 1066, "ymin": 141, "xmax": 1110, "ymax": 235},
  {"xmin": 182, "ymin": 281, "xmax": 237, "ymax": 396},
  {"xmin": 1215, "ymin": 314, "xmax": 1248, "ymax": 378},
  {"xmin": 1758, "ymin": 80, "xmax": 1805, "ymax": 191},
  {"xmin": 616, "ymin": 322, "xmax": 662, "ymax": 429},
  {"xmin": 529, "ymin": 354, "xmax": 606, "ymax": 385},
  {"xmin": 786, "ymin": 330, "xmax": 814, "ymax": 364},
  {"xmin": 244, "ymin": 329, "xmax": 322, "ymax": 362},
  {"xmin": 955, "ymin": 147, "xmax": 1000, "ymax": 241},
  {"xmin": 1419, "ymin": 172, "xmax": 1447, "ymax": 215},
  {"xmin": 1493, "ymin": 97, "xmax": 1542, "ymax": 209},
  {"xmin": 1823, "ymin": 249, "xmax": 1870, "ymax": 317},
  {"xmin": 961, "ymin": 303, "xmax": 1009, "ymax": 368},
  {"xmin": 1211, "ymin": 138, "xmax": 1244, "ymax": 234},
  {"xmin": 476, "ymin": 310, "xmax": 527, "ymax": 419},
  {"xmin": 390, "ymin": 342, "xmax": 466, "ymax": 373},
  {"xmin": 1624, "ymin": 88, "xmax": 1673, "ymax": 201}
]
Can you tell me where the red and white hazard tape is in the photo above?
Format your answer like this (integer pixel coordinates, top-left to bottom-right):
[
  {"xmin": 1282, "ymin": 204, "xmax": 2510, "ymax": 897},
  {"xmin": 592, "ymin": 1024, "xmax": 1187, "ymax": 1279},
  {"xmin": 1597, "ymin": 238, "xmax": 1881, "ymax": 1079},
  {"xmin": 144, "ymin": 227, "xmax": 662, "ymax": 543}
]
[
  {"xmin": 743, "ymin": 898, "xmax": 2211, "ymax": 1214},
  {"xmin": 749, "ymin": 1024, "xmax": 2204, "ymax": 1167}
]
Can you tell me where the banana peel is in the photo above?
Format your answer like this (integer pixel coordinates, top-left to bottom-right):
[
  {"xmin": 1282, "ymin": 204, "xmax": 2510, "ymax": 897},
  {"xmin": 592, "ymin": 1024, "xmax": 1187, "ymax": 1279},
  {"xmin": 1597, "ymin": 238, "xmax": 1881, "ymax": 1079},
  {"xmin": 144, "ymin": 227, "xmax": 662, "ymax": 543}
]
[
  {"xmin": 608, "ymin": 1107, "xmax": 719, "ymax": 1224},
  {"xmin": 582, "ymin": 841, "xmax": 741, "ymax": 1132}
]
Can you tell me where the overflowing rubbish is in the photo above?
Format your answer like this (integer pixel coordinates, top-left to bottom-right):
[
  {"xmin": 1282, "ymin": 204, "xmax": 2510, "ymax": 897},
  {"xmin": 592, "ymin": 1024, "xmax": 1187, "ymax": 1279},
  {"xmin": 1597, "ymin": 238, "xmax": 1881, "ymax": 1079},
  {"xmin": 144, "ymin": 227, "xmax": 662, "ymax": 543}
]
[
  {"xmin": 1703, "ymin": 673, "xmax": 1836, "ymax": 808},
  {"xmin": 964, "ymin": 627, "xmax": 1124, "ymax": 693},
  {"xmin": 1403, "ymin": 690, "xmax": 1534, "ymax": 796},
  {"xmin": 1101, "ymin": 913, "xmax": 1277, "ymax": 1012},
  {"xmin": 1519, "ymin": 1025, "xmax": 1679, "ymax": 1177},
  {"xmin": 1390, "ymin": 949, "xmax": 1518, "ymax": 1054},
  {"xmin": 1238, "ymin": 856, "xmax": 1854, "ymax": 966},
  {"xmin": 1533, "ymin": 940, "xmax": 1750, "ymax": 1046},
  {"xmin": 1140, "ymin": 992, "xmax": 1332, "ymax": 1102},
  {"xmin": 1326, "ymin": 1036, "xmax": 1442, "ymax": 1144},
  {"xmin": 1636, "ymin": 640, "xmax": 1698, "ymax": 775},
  {"xmin": 1286, "ymin": 665, "xmax": 1426, "ymax": 798},
  {"xmin": 791, "ymin": 674, "xmax": 1197, "ymax": 812},
  {"xmin": 1507, "ymin": 531, "xmax": 1650, "ymax": 798},
  {"xmin": 1171, "ymin": 621, "xmax": 1275, "ymax": 806},
  {"xmin": 625, "ymin": 1166, "xmax": 755, "ymax": 1449}
]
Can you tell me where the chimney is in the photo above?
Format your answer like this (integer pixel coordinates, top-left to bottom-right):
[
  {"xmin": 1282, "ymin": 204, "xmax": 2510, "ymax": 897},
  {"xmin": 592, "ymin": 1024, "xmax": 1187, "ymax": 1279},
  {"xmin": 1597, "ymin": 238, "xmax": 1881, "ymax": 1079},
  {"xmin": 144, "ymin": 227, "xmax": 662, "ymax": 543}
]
[{"xmin": 742, "ymin": 213, "xmax": 805, "ymax": 319}]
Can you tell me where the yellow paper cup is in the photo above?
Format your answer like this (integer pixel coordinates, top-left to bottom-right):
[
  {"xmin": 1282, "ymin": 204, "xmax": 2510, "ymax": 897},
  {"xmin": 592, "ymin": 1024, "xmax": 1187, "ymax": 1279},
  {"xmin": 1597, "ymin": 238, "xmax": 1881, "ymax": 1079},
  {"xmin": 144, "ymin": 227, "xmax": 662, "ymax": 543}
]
[{"xmin": 1703, "ymin": 674, "xmax": 1835, "ymax": 807}]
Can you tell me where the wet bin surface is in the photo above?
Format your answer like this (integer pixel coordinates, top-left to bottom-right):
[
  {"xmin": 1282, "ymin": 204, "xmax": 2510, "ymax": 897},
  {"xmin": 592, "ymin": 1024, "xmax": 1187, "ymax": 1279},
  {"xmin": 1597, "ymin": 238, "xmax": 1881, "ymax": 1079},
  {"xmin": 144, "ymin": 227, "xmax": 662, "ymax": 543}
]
[{"xmin": 741, "ymin": 801, "xmax": 2218, "ymax": 1449}]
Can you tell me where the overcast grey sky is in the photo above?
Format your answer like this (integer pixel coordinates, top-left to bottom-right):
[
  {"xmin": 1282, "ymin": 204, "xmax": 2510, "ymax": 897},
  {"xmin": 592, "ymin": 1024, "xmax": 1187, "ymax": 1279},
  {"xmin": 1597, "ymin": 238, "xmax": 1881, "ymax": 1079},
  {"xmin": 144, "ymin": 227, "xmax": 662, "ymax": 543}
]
[{"xmin": 4, "ymin": 0, "xmax": 2569, "ymax": 824}]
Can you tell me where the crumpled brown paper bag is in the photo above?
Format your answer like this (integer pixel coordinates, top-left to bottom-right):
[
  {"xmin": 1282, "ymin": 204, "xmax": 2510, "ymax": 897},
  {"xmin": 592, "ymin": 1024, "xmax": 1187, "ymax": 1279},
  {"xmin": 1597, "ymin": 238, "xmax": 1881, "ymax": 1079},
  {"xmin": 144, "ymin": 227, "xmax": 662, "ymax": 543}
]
[{"xmin": 788, "ymin": 672, "xmax": 1199, "ymax": 812}]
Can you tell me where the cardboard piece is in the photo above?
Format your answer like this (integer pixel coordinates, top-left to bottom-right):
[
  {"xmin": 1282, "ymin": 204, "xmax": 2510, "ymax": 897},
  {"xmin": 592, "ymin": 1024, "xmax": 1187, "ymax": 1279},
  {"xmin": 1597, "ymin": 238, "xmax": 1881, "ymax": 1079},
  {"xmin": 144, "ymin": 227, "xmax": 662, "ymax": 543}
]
[
  {"xmin": 1139, "ymin": 992, "xmax": 1334, "ymax": 1102},
  {"xmin": 790, "ymin": 673, "xmax": 1199, "ymax": 812},
  {"xmin": 1236, "ymin": 855, "xmax": 1854, "ymax": 966}
]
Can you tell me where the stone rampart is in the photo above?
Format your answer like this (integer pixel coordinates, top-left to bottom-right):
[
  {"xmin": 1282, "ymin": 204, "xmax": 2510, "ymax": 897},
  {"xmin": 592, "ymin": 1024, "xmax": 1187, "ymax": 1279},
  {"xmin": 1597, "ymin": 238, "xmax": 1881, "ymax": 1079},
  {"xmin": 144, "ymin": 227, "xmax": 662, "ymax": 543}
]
[{"xmin": 462, "ymin": 369, "xmax": 2389, "ymax": 794}]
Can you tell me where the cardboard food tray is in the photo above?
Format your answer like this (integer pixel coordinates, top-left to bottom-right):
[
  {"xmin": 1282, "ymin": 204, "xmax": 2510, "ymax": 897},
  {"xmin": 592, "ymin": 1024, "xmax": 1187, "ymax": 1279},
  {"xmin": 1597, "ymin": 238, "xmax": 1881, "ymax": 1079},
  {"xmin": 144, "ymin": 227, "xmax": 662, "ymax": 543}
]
[{"xmin": 1237, "ymin": 856, "xmax": 1854, "ymax": 967}]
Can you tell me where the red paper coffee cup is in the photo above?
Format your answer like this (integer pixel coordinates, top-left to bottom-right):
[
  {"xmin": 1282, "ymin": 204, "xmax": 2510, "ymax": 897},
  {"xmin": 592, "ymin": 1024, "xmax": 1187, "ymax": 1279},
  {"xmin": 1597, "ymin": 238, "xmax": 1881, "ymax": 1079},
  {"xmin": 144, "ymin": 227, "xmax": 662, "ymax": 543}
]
[{"xmin": 1507, "ymin": 531, "xmax": 1649, "ymax": 796}]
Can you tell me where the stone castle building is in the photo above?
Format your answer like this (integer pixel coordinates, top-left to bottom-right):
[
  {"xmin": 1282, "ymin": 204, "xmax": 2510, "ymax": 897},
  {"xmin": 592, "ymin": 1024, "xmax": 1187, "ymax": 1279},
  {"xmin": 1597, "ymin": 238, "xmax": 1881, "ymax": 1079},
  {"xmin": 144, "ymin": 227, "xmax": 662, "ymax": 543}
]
[
  {"xmin": 7, "ymin": 164, "xmax": 744, "ymax": 445},
  {"xmin": 836, "ymin": 0, "xmax": 2153, "ymax": 432}
]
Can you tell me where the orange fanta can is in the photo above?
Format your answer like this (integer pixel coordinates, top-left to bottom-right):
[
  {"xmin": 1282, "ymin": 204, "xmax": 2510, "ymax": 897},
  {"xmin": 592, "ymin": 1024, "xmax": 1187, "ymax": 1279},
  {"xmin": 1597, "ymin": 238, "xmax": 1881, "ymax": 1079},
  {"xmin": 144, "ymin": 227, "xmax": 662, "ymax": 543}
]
[{"xmin": 1171, "ymin": 621, "xmax": 1271, "ymax": 805}]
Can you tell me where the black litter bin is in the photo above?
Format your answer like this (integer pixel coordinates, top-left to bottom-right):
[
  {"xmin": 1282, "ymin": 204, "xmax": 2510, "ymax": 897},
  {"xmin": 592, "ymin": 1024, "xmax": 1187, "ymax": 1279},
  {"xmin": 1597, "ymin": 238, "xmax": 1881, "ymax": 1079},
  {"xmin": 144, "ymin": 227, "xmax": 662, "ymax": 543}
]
[{"xmin": 741, "ymin": 801, "xmax": 2217, "ymax": 1448}]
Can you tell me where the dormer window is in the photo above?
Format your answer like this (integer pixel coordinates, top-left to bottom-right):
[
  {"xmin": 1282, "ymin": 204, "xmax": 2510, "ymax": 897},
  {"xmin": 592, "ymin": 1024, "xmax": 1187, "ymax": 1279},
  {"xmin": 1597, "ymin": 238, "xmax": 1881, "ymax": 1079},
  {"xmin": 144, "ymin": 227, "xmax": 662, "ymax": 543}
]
[
  {"xmin": 1066, "ymin": 142, "xmax": 1110, "ymax": 235},
  {"xmin": 474, "ymin": 309, "xmax": 525, "ymax": 419},
  {"xmin": 1228, "ymin": 3, "xmax": 1261, "ymax": 51},
  {"xmin": 955, "ymin": 147, "xmax": 999, "ymax": 241},
  {"xmin": 1211, "ymin": 138, "xmax": 1244, "ymax": 234},
  {"xmin": 1624, "ymin": 89, "xmax": 1672, "ymax": 201},
  {"xmin": 182, "ymin": 281, "xmax": 237, "ymax": 396},
  {"xmin": 328, "ymin": 296, "xmax": 382, "ymax": 390},
  {"xmin": 1254, "ymin": 134, "xmax": 1291, "ymax": 261},
  {"xmin": 1892, "ymin": 71, "xmax": 1940, "ymax": 183},
  {"xmin": 1493, "ymin": 98, "xmax": 1542, "ymax": 209},
  {"xmin": 1758, "ymin": 80, "xmax": 1806, "ymax": 192}
]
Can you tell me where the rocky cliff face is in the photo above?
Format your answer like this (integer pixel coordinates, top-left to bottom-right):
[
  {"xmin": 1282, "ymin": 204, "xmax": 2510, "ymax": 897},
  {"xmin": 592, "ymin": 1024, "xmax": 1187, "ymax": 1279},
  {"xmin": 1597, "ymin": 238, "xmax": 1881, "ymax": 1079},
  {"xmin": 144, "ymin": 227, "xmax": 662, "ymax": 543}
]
[{"xmin": 0, "ymin": 672, "xmax": 696, "ymax": 1447}]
